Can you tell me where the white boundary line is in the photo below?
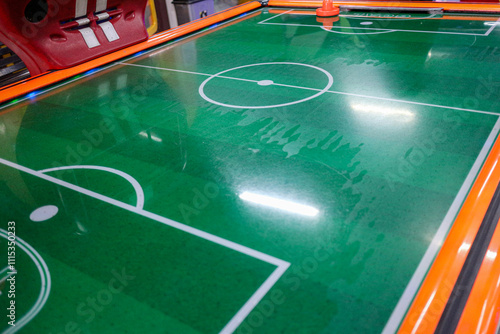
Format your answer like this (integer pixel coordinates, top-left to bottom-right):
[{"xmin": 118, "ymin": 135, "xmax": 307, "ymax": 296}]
[
  {"xmin": 382, "ymin": 116, "xmax": 500, "ymax": 334},
  {"xmin": 485, "ymin": 17, "xmax": 500, "ymax": 36},
  {"xmin": 258, "ymin": 9, "xmax": 491, "ymax": 36},
  {"xmin": 257, "ymin": 9, "xmax": 294, "ymax": 24},
  {"xmin": 0, "ymin": 157, "xmax": 290, "ymax": 334},
  {"xmin": 118, "ymin": 62, "xmax": 500, "ymax": 116},
  {"xmin": 260, "ymin": 21, "xmax": 489, "ymax": 36},
  {"xmin": 324, "ymin": 90, "xmax": 500, "ymax": 116},
  {"xmin": 39, "ymin": 165, "xmax": 146, "ymax": 210},
  {"xmin": 322, "ymin": 26, "xmax": 396, "ymax": 35},
  {"xmin": 263, "ymin": 9, "xmax": 440, "ymax": 21},
  {"xmin": 0, "ymin": 229, "xmax": 51, "ymax": 334},
  {"xmin": 221, "ymin": 264, "xmax": 289, "ymax": 333},
  {"xmin": 341, "ymin": 13, "xmax": 439, "ymax": 21},
  {"xmin": 0, "ymin": 265, "xmax": 11, "ymax": 279}
]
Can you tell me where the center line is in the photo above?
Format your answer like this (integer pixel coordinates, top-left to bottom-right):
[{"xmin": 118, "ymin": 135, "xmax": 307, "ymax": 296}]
[{"xmin": 118, "ymin": 62, "xmax": 500, "ymax": 116}]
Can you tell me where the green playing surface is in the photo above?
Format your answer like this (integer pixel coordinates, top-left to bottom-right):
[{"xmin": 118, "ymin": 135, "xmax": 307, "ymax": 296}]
[{"xmin": 1, "ymin": 8, "xmax": 500, "ymax": 334}]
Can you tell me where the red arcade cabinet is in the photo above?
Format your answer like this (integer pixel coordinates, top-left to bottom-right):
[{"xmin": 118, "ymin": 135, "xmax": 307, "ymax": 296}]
[{"xmin": 0, "ymin": 0, "xmax": 149, "ymax": 76}]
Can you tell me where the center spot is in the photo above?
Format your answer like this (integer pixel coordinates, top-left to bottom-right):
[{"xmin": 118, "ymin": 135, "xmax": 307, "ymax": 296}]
[{"xmin": 257, "ymin": 80, "xmax": 274, "ymax": 86}]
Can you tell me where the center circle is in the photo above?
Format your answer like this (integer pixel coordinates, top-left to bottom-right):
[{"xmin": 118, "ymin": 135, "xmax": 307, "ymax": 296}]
[{"xmin": 198, "ymin": 62, "xmax": 334, "ymax": 109}]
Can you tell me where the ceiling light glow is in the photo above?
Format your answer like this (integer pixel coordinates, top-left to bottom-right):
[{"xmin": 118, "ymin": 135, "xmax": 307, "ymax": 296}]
[{"xmin": 239, "ymin": 191, "xmax": 319, "ymax": 217}]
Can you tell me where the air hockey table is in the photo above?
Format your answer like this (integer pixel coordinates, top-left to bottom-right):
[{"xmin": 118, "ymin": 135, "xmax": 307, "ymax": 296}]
[{"xmin": 1, "ymin": 0, "xmax": 500, "ymax": 333}]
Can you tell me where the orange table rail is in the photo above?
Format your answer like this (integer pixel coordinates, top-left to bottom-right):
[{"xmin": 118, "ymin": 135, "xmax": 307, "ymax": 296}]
[
  {"xmin": 456, "ymin": 215, "xmax": 500, "ymax": 334},
  {"xmin": 397, "ymin": 140, "xmax": 500, "ymax": 333}
]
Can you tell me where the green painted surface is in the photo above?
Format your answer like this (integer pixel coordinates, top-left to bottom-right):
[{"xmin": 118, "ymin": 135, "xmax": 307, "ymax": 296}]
[{"xmin": 1, "ymin": 8, "xmax": 500, "ymax": 334}]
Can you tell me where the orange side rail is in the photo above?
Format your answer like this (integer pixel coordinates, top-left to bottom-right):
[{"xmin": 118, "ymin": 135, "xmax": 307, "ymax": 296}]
[
  {"xmin": 397, "ymin": 138, "xmax": 500, "ymax": 334},
  {"xmin": 455, "ymin": 215, "xmax": 500, "ymax": 334},
  {"xmin": 0, "ymin": 0, "xmax": 262, "ymax": 105},
  {"xmin": 268, "ymin": 0, "xmax": 500, "ymax": 13}
]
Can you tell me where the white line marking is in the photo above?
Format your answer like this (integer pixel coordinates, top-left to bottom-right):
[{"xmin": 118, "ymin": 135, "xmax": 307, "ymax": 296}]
[
  {"xmin": 0, "ymin": 265, "xmax": 15, "ymax": 284},
  {"xmin": 0, "ymin": 158, "xmax": 288, "ymax": 267},
  {"xmin": 342, "ymin": 13, "xmax": 439, "ymax": 21},
  {"xmin": 321, "ymin": 26, "xmax": 396, "ymax": 35},
  {"xmin": 198, "ymin": 62, "xmax": 334, "ymax": 109},
  {"xmin": 485, "ymin": 17, "xmax": 500, "ymax": 36},
  {"xmin": 0, "ymin": 266, "xmax": 9, "ymax": 277},
  {"xmin": 39, "ymin": 165, "xmax": 145, "ymax": 210},
  {"xmin": 0, "ymin": 158, "xmax": 290, "ymax": 333},
  {"xmin": 325, "ymin": 90, "xmax": 500, "ymax": 116},
  {"xmin": 0, "ymin": 229, "xmax": 51, "ymax": 334},
  {"xmin": 381, "ymin": 116, "xmax": 500, "ymax": 334},
  {"xmin": 117, "ymin": 62, "xmax": 500, "ymax": 116},
  {"xmin": 268, "ymin": 12, "xmax": 439, "ymax": 21},
  {"xmin": 260, "ymin": 21, "xmax": 488, "ymax": 36},
  {"xmin": 118, "ymin": 61, "xmax": 314, "ymax": 85},
  {"xmin": 221, "ymin": 263, "xmax": 290, "ymax": 333},
  {"xmin": 118, "ymin": 62, "xmax": 213, "ymax": 77},
  {"xmin": 257, "ymin": 9, "xmax": 294, "ymax": 24},
  {"xmin": 259, "ymin": 11, "xmax": 490, "ymax": 36}
]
